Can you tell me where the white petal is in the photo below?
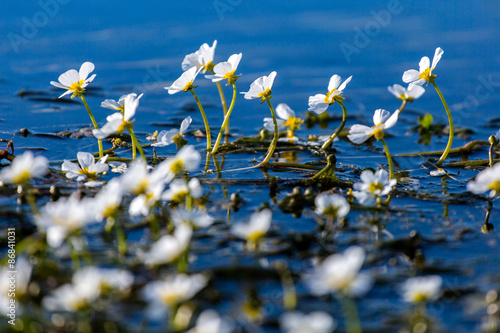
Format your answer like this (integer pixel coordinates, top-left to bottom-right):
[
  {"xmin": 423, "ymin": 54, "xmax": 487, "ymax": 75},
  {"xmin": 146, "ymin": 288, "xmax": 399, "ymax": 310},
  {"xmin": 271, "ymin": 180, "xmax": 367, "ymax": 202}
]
[
  {"xmin": 383, "ymin": 110, "xmax": 400, "ymax": 129},
  {"xmin": 431, "ymin": 47, "xmax": 444, "ymax": 70},
  {"xmin": 213, "ymin": 62, "xmax": 232, "ymax": 77},
  {"xmin": 62, "ymin": 160, "xmax": 81, "ymax": 174},
  {"xmin": 79, "ymin": 62, "xmax": 95, "ymax": 81},
  {"xmin": 50, "ymin": 81, "xmax": 67, "ymax": 89},
  {"xmin": 402, "ymin": 70, "xmax": 420, "ymax": 83},
  {"xmin": 275, "ymin": 103, "xmax": 295, "ymax": 120},
  {"xmin": 387, "ymin": 84, "xmax": 405, "ymax": 98},
  {"xmin": 180, "ymin": 116, "xmax": 192, "ymax": 134},
  {"xmin": 308, "ymin": 94, "xmax": 329, "ymax": 114},
  {"xmin": 419, "ymin": 56, "xmax": 430, "ymax": 73},
  {"xmin": 263, "ymin": 118, "xmax": 285, "ymax": 131},
  {"xmin": 373, "ymin": 109, "xmax": 390, "ymax": 125},
  {"xmin": 327, "ymin": 75, "xmax": 342, "ymax": 91},
  {"xmin": 338, "ymin": 75, "xmax": 352, "ymax": 92},
  {"xmin": 58, "ymin": 69, "xmax": 79, "ymax": 87},
  {"xmin": 348, "ymin": 125, "xmax": 373, "ymax": 144},
  {"xmin": 228, "ymin": 53, "xmax": 242, "ymax": 71},
  {"xmin": 264, "ymin": 71, "xmax": 277, "ymax": 90},
  {"xmin": 408, "ymin": 85, "xmax": 425, "ymax": 100},
  {"xmin": 101, "ymin": 99, "xmax": 120, "ymax": 110}
]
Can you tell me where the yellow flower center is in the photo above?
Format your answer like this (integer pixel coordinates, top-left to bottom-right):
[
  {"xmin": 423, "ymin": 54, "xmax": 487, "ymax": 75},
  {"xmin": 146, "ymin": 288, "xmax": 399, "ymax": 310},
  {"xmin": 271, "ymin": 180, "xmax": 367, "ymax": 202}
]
[
  {"xmin": 69, "ymin": 79, "xmax": 85, "ymax": 98},
  {"xmin": 12, "ymin": 169, "xmax": 31, "ymax": 184},
  {"xmin": 258, "ymin": 88, "xmax": 272, "ymax": 103},
  {"xmin": 102, "ymin": 205, "xmax": 118, "ymax": 219},
  {"xmin": 368, "ymin": 182, "xmax": 384, "ymax": 192},
  {"xmin": 373, "ymin": 128, "xmax": 384, "ymax": 140},
  {"xmin": 488, "ymin": 181, "xmax": 500, "ymax": 195},
  {"xmin": 410, "ymin": 292, "xmax": 429, "ymax": 304},
  {"xmin": 170, "ymin": 159, "xmax": 184, "ymax": 175},
  {"xmin": 324, "ymin": 89, "xmax": 339, "ymax": 104},
  {"xmin": 283, "ymin": 116, "xmax": 304, "ymax": 133},
  {"xmin": 182, "ymin": 81, "xmax": 195, "ymax": 92},
  {"xmin": 160, "ymin": 292, "xmax": 184, "ymax": 307},
  {"xmin": 78, "ymin": 168, "xmax": 98, "ymax": 180},
  {"xmin": 117, "ymin": 105, "xmax": 125, "ymax": 114},
  {"xmin": 418, "ymin": 67, "xmax": 437, "ymax": 83},
  {"xmin": 247, "ymin": 230, "xmax": 265, "ymax": 244},
  {"xmin": 322, "ymin": 206, "xmax": 339, "ymax": 219},
  {"xmin": 172, "ymin": 190, "xmax": 189, "ymax": 203},
  {"xmin": 135, "ymin": 179, "xmax": 150, "ymax": 195},
  {"xmin": 204, "ymin": 61, "xmax": 215, "ymax": 73}
]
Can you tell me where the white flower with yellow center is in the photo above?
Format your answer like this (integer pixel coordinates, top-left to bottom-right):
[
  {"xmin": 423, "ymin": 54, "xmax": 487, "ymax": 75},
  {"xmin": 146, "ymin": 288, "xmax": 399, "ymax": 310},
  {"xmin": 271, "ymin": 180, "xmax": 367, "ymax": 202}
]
[
  {"xmin": 0, "ymin": 151, "xmax": 49, "ymax": 185},
  {"xmin": 280, "ymin": 311, "xmax": 337, "ymax": 333},
  {"xmin": 187, "ymin": 309, "xmax": 234, "ymax": 333},
  {"xmin": 92, "ymin": 179, "xmax": 123, "ymax": 221},
  {"xmin": 182, "ymin": 40, "xmax": 217, "ymax": 73},
  {"xmin": 62, "ymin": 152, "xmax": 108, "ymax": 182},
  {"xmin": 304, "ymin": 246, "xmax": 372, "ymax": 297},
  {"xmin": 143, "ymin": 224, "xmax": 192, "ymax": 266},
  {"xmin": 171, "ymin": 206, "xmax": 214, "ymax": 229},
  {"xmin": 205, "ymin": 53, "xmax": 242, "ymax": 85},
  {"xmin": 101, "ymin": 93, "xmax": 141, "ymax": 113},
  {"xmin": 231, "ymin": 209, "xmax": 272, "ymax": 247},
  {"xmin": 242, "ymin": 71, "xmax": 277, "ymax": 103},
  {"xmin": 50, "ymin": 61, "xmax": 97, "ymax": 98},
  {"xmin": 308, "ymin": 75, "xmax": 352, "ymax": 114},
  {"xmin": 401, "ymin": 275, "xmax": 442, "ymax": 304},
  {"xmin": 43, "ymin": 283, "xmax": 98, "ymax": 312},
  {"xmin": 73, "ymin": 267, "xmax": 134, "ymax": 295},
  {"xmin": 467, "ymin": 163, "xmax": 500, "ymax": 198},
  {"xmin": 109, "ymin": 162, "xmax": 128, "ymax": 174},
  {"xmin": 152, "ymin": 116, "xmax": 192, "ymax": 149},
  {"xmin": 348, "ymin": 109, "xmax": 400, "ymax": 144},
  {"xmin": 314, "ymin": 193, "xmax": 350, "ymax": 220},
  {"xmin": 403, "ymin": 47, "xmax": 444, "ymax": 88},
  {"xmin": 156, "ymin": 145, "xmax": 201, "ymax": 182},
  {"xmin": 352, "ymin": 169, "xmax": 396, "ymax": 206},
  {"xmin": 92, "ymin": 93, "xmax": 142, "ymax": 139},
  {"xmin": 129, "ymin": 181, "xmax": 165, "ymax": 216},
  {"xmin": 162, "ymin": 178, "xmax": 202, "ymax": 203},
  {"xmin": 387, "ymin": 84, "xmax": 425, "ymax": 102},
  {"xmin": 263, "ymin": 103, "xmax": 303, "ymax": 138},
  {"xmin": 34, "ymin": 193, "xmax": 96, "ymax": 248},
  {"xmin": 142, "ymin": 274, "xmax": 207, "ymax": 315},
  {"xmin": 165, "ymin": 67, "xmax": 202, "ymax": 95}
]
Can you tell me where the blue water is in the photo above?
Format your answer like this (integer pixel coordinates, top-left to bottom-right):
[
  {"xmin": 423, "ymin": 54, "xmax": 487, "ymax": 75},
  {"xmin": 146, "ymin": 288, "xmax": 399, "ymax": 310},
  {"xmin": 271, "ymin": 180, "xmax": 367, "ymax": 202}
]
[{"xmin": 1, "ymin": 0, "xmax": 500, "ymax": 331}]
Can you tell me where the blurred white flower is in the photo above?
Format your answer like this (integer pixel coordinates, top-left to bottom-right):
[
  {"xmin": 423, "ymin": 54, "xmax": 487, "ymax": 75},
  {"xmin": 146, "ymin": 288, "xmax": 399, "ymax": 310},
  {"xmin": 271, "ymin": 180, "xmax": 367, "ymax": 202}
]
[
  {"xmin": 182, "ymin": 40, "xmax": 217, "ymax": 73},
  {"xmin": 0, "ymin": 151, "xmax": 49, "ymax": 185},
  {"xmin": 143, "ymin": 224, "xmax": 192, "ymax": 266},
  {"xmin": 109, "ymin": 162, "xmax": 128, "ymax": 174},
  {"xmin": 308, "ymin": 75, "xmax": 352, "ymax": 114},
  {"xmin": 387, "ymin": 84, "xmax": 425, "ymax": 102},
  {"xmin": 142, "ymin": 274, "xmax": 207, "ymax": 318},
  {"xmin": 263, "ymin": 103, "xmax": 303, "ymax": 137},
  {"xmin": 165, "ymin": 67, "xmax": 201, "ymax": 95},
  {"xmin": 92, "ymin": 178, "xmax": 123, "ymax": 221},
  {"xmin": 205, "ymin": 53, "xmax": 242, "ymax": 84},
  {"xmin": 61, "ymin": 152, "xmax": 108, "ymax": 182},
  {"xmin": 129, "ymin": 182, "xmax": 165, "ymax": 216},
  {"xmin": 187, "ymin": 309, "xmax": 234, "ymax": 333},
  {"xmin": 403, "ymin": 47, "xmax": 443, "ymax": 88},
  {"xmin": 152, "ymin": 116, "xmax": 192, "ymax": 149},
  {"xmin": 93, "ymin": 93, "xmax": 142, "ymax": 139},
  {"xmin": 73, "ymin": 266, "xmax": 134, "ymax": 295},
  {"xmin": 171, "ymin": 206, "xmax": 214, "ymax": 229},
  {"xmin": 467, "ymin": 163, "xmax": 500, "ymax": 198},
  {"xmin": 348, "ymin": 109, "xmax": 400, "ymax": 144},
  {"xmin": 353, "ymin": 169, "xmax": 396, "ymax": 206},
  {"xmin": 401, "ymin": 275, "xmax": 442, "ymax": 304},
  {"xmin": 50, "ymin": 61, "xmax": 96, "ymax": 98},
  {"xmin": 242, "ymin": 71, "xmax": 277, "ymax": 103},
  {"xmin": 304, "ymin": 246, "xmax": 372, "ymax": 297},
  {"xmin": 162, "ymin": 178, "xmax": 202, "ymax": 203},
  {"xmin": 156, "ymin": 145, "xmax": 201, "ymax": 182},
  {"xmin": 35, "ymin": 194, "xmax": 96, "ymax": 248},
  {"xmin": 232, "ymin": 209, "xmax": 272, "ymax": 247},
  {"xmin": 314, "ymin": 193, "xmax": 350, "ymax": 220},
  {"xmin": 280, "ymin": 311, "xmax": 337, "ymax": 333},
  {"xmin": 101, "ymin": 92, "xmax": 141, "ymax": 113}
]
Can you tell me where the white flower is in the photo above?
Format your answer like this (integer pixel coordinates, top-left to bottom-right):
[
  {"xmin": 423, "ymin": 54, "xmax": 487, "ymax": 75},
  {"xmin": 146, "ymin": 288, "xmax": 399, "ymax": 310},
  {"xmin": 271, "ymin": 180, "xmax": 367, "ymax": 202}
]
[
  {"xmin": 152, "ymin": 116, "xmax": 192, "ymax": 148},
  {"xmin": 35, "ymin": 194, "xmax": 96, "ymax": 247},
  {"xmin": 467, "ymin": 163, "xmax": 500, "ymax": 198},
  {"xmin": 156, "ymin": 145, "xmax": 201, "ymax": 182},
  {"xmin": 50, "ymin": 61, "xmax": 97, "ymax": 98},
  {"xmin": 403, "ymin": 47, "xmax": 443, "ymax": 88},
  {"xmin": 162, "ymin": 178, "xmax": 202, "ymax": 202},
  {"xmin": 308, "ymin": 75, "xmax": 352, "ymax": 114},
  {"xmin": 280, "ymin": 311, "xmax": 337, "ymax": 333},
  {"xmin": 143, "ymin": 224, "xmax": 192, "ymax": 266},
  {"xmin": 263, "ymin": 103, "xmax": 303, "ymax": 136},
  {"xmin": 232, "ymin": 209, "xmax": 272, "ymax": 246},
  {"xmin": 171, "ymin": 206, "xmax": 214, "ymax": 229},
  {"xmin": 304, "ymin": 246, "xmax": 372, "ymax": 297},
  {"xmin": 92, "ymin": 93, "xmax": 142, "ymax": 139},
  {"xmin": 142, "ymin": 274, "xmax": 207, "ymax": 316},
  {"xmin": 92, "ymin": 179, "xmax": 123, "ymax": 221},
  {"xmin": 109, "ymin": 162, "xmax": 128, "ymax": 174},
  {"xmin": 242, "ymin": 71, "xmax": 277, "ymax": 103},
  {"xmin": 401, "ymin": 275, "xmax": 442, "ymax": 304},
  {"xmin": 61, "ymin": 152, "xmax": 108, "ymax": 182},
  {"xmin": 205, "ymin": 53, "xmax": 242, "ymax": 84},
  {"xmin": 43, "ymin": 283, "xmax": 98, "ymax": 312},
  {"xmin": 129, "ymin": 182, "xmax": 165, "ymax": 216},
  {"xmin": 0, "ymin": 151, "xmax": 49, "ymax": 185},
  {"xmin": 314, "ymin": 193, "xmax": 350, "ymax": 220},
  {"xmin": 73, "ymin": 266, "xmax": 134, "ymax": 295},
  {"xmin": 165, "ymin": 67, "xmax": 201, "ymax": 95},
  {"xmin": 348, "ymin": 109, "xmax": 400, "ymax": 144},
  {"xmin": 187, "ymin": 309, "xmax": 234, "ymax": 333},
  {"xmin": 182, "ymin": 40, "xmax": 217, "ymax": 73},
  {"xmin": 387, "ymin": 84, "xmax": 425, "ymax": 102},
  {"xmin": 101, "ymin": 93, "xmax": 141, "ymax": 112},
  {"xmin": 353, "ymin": 169, "xmax": 397, "ymax": 206}
]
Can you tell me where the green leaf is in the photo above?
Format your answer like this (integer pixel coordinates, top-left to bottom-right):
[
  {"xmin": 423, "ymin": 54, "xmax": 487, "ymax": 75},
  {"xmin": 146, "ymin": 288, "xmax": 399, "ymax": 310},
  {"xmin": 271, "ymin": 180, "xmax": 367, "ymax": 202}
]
[{"xmin": 418, "ymin": 113, "xmax": 433, "ymax": 130}]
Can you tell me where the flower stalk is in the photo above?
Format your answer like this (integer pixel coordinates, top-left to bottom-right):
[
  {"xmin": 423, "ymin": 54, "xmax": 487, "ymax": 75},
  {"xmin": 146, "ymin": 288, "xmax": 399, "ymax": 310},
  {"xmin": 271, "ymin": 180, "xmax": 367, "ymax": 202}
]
[
  {"xmin": 80, "ymin": 94, "xmax": 104, "ymax": 157},
  {"xmin": 322, "ymin": 100, "xmax": 348, "ymax": 150},
  {"xmin": 433, "ymin": 82, "xmax": 453, "ymax": 166},
  {"xmin": 190, "ymin": 89, "xmax": 211, "ymax": 150},
  {"xmin": 211, "ymin": 83, "xmax": 237, "ymax": 155},
  {"xmin": 257, "ymin": 98, "xmax": 278, "ymax": 167}
]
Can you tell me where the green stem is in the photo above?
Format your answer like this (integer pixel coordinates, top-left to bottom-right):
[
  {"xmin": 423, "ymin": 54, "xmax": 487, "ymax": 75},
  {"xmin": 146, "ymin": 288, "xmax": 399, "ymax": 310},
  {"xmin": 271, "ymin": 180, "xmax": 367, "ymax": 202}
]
[
  {"xmin": 191, "ymin": 89, "xmax": 211, "ymax": 150},
  {"xmin": 380, "ymin": 137, "xmax": 394, "ymax": 180},
  {"xmin": 321, "ymin": 100, "xmax": 347, "ymax": 150},
  {"xmin": 67, "ymin": 237, "xmax": 80, "ymax": 270},
  {"xmin": 433, "ymin": 82, "xmax": 454, "ymax": 166},
  {"xmin": 211, "ymin": 83, "xmax": 237, "ymax": 155},
  {"xmin": 338, "ymin": 293, "xmax": 362, "ymax": 333},
  {"xmin": 80, "ymin": 94, "xmax": 104, "ymax": 158},
  {"xmin": 257, "ymin": 98, "xmax": 278, "ymax": 167},
  {"xmin": 131, "ymin": 134, "xmax": 137, "ymax": 159},
  {"xmin": 127, "ymin": 126, "xmax": 146, "ymax": 162},
  {"xmin": 399, "ymin": 99, "xmax": 408, "ymax": 113},
  {"xmin": 215, "ymin": 81, "xmax": 229, "ymax": 131},
  {"xmin": 489, "ymin": 143, "xmax": 495, "ymax": 168}
]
